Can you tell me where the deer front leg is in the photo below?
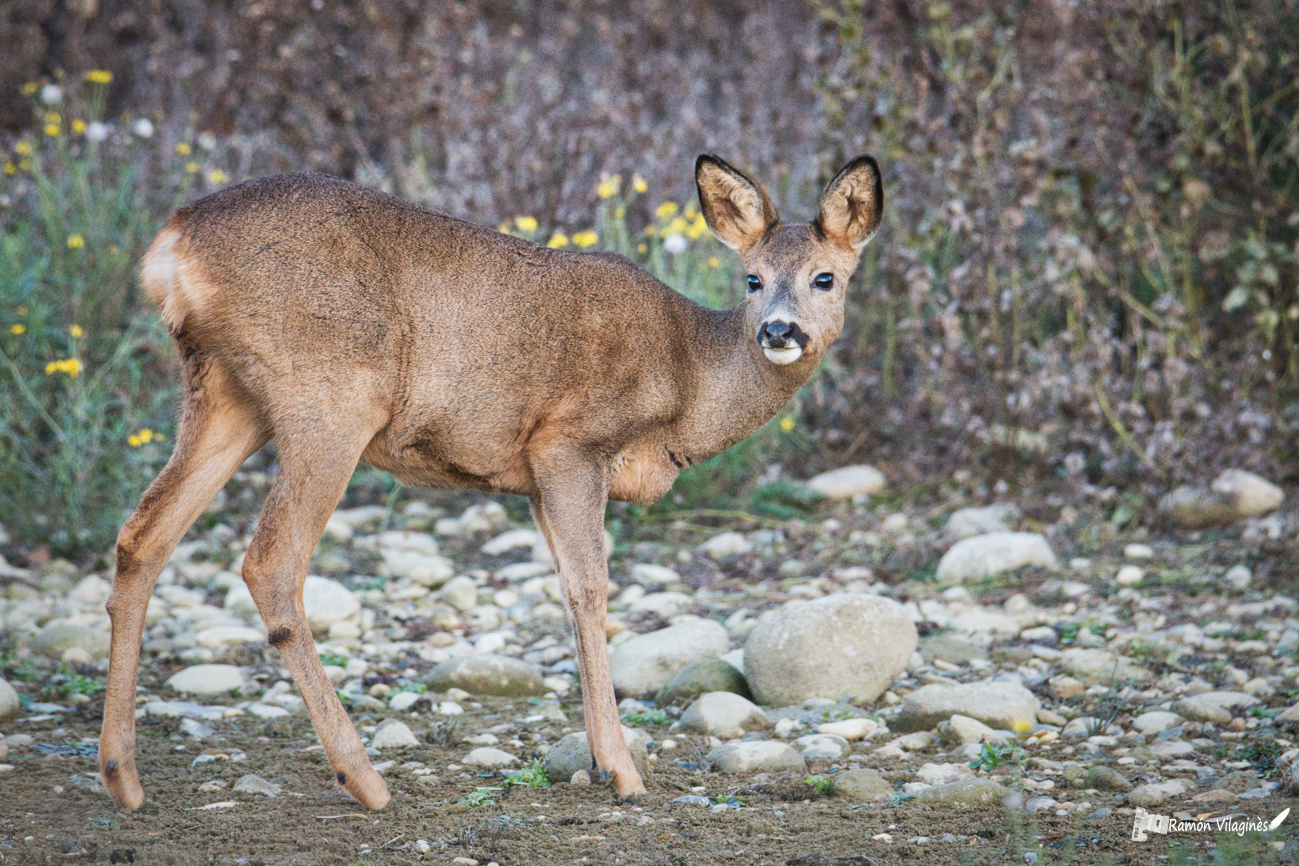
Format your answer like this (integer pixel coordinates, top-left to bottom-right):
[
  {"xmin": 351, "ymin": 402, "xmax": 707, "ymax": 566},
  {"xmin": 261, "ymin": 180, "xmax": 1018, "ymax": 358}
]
[{"xmin": 531, "ymin": 448, "xmax": 646, "ymax": 799}]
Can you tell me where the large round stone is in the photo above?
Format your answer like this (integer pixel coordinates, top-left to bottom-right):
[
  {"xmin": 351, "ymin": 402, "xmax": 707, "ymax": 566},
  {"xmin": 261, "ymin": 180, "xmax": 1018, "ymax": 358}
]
[
  {"xmin": 425, "ymin": 654, "xmax": 546, "ymax": 697},
  {"xmin": 32, "ymin": 622, "xmax": 110, "ymax": 660},
  {"xmin": 543, "ymin": 727, "xmax": 648, "ymax": 782},
  {"xmin": 893, "ymin": 679, "xmax": 1040, "ymax": 732},
  {"xmin": 655, "ymin": 655, "xmax": 751, "ymax": 706},
  {"xmin": 0, "ymin": 677, "xmax": 19, "ymax": 721},
  {"xmin": 678, "ymin": 692, "xmax": 770, "ymax": 738},
  {"xmin": 301, "ymin": 576, "xmax": 360, "ymax": 631},
  {"xmin": 166, "ymin": 664, "xmax": 246, "ymax": 696},
  {"xmin": 609, "ymin": 619, "xmax": 729, "ymax": 697},
  {"xmin": 742, "ymin": 594, "xmax": 916, "ymax": 706}
]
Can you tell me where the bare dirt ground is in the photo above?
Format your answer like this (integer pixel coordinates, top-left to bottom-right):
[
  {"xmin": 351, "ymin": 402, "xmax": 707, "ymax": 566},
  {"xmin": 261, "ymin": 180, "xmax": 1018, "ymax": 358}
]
[{"xmin": 0, "ymin": 697, "xmax": 1225, "ymax": 866}]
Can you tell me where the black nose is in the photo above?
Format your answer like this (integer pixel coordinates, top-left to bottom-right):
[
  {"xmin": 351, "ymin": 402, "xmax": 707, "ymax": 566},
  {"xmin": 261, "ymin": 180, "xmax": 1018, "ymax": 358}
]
[{"xmin": 757, "ymin": 320, "xmax": 807, "ymax": 348}]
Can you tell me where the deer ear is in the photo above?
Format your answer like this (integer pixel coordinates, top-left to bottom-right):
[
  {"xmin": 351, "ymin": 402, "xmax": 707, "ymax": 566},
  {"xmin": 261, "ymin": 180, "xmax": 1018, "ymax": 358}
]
[
  {"xmin": 695, "ymin": 155, "xmax": 779, "ymax": 253},
  {"xmin": 815, "ymin": 155, "xmax": 883, "ymax": 250}
]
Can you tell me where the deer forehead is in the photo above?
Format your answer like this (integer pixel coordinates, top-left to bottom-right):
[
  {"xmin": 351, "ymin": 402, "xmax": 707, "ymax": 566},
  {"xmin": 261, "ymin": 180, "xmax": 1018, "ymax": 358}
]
[{"xmin": 744, "ymin": 223, "xmax": 858, "ymax": 278}]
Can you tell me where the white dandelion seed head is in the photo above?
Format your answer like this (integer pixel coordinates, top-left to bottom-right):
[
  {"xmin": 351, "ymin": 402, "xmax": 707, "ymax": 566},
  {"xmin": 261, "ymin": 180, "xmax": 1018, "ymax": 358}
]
[
  {"xmin": 131, "ymin": 117, "xmax": 155, "ymax": 139},
  {"xmin": 664, "ymin": 233, "xmax": 687, "ymax": 255},
  {"xmin": 39, "ymin": 84, "xmax": 63, "ymax": 105}
]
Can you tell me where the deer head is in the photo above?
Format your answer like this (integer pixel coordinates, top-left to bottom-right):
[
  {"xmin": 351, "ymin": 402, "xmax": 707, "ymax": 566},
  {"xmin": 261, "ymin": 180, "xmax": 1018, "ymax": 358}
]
[{"xmin": 695, "ymin": 154, "xmax": 883, "ymax": 368}]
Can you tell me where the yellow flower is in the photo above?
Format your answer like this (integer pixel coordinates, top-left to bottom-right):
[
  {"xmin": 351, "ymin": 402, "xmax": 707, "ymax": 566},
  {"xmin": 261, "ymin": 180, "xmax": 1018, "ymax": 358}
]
[
  {"xmin": 637, "ymin": 243, "xmax": 648, "ymax": 254},
  {"xmin": 513, "ymin": 215, "xmax": 538, "ymax": 233},
  {"xmin": 1010, "ymin": 718, "xmax": 1035, "ymax": 737},
  {"xmin": 655, "ymin": 201, "xmax": 679, "ymax": 220},
  {"xmin": 10, "ymin": 324, "xmax": 25, "ymax": 335},
  {"xmin": 779, "ymin": 417, "xmax": 796, "ymax": 432},
  {"xmin": 546, "ymin": 232, "xmax": 569, "ymax": 249},
  {"xmin": 67, "ymin": 234, "xmax": 85, "ymax": 249},
  {"xmin": 185, "ymin": 161, "xmax": 199, "ymax": 174},
  {"xmin": 707, "ymin": 256, "xmax": 720, "ymax": 268},
  {"xmin": 664, "ymin": 216, "xmax": 688, "ymax": 236},
  {"xmin": 44, "ymin": 123, "xmax": 61, "ymax": 137},
  {"xmin": 685, "ymin": 202, "xmax": 698, "ymax": 219},
  {"xmin": 176, "ymin": 142, "xmax": 192, "ymax": 155},
  {"xmin": 685, "ymin": 213, "xmax": 708, "ymax": 239},
  {"xmin": 18, "ymin": 159, "xmax": 32, "ymax": 172},
  {"xmin": 69, "ymin": 324, "xmax": 84, "ymax": 338},
  {"xmin": 614, "ymin": 205, "xmax": 626, "ymax": 219},
  {"xmin": 596, "ymin": 179, "xmax": 618, "ymax": 199},
  {"xmin": 3, "ymin": 161, "xmax": 14, "ymax": 176},
  {"xmin": 643, "ymin": 224, "xmax": 657, "ymax": 237},
  {"xmin": 71, "ymin": 119, "xmax": 86, "ymax": 134},
  {"xmin": 127, "ymin": 434, "xmax": 141, "ymax": 447},
  {"xmin": 21, "ymin": 82, "xmax": 39, "ymax": 96},
  {"xmin": 14, "ymin": 141, "xmax": 32, "ymax": 156},
  {"xmin": 497, "ymin": 222, "xmax": 511, "ymax": 234},
  {"xmin": 207, "ymin": 169, "xmax": 228, "ymax": 185},
  {"xmin": 572, "ymin": 230, "xmax": 598, "ymax": 249},
  {"xmin": 85, "ymin": 69, "xmax": 113, "ymax": 85},
  {"xmin": 45, "ymin": 358, "xmax": 82, "ymax": 377},
  {"xmin": 632, "ymin": 174, "xmax": 648, "ymax": 194}
]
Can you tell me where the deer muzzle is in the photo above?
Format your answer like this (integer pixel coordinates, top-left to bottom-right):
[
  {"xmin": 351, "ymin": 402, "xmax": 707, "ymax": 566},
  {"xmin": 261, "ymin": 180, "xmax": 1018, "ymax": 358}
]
[{"xmin": 757, "ymin": 319, "xmax": 809, "ymax": 365}]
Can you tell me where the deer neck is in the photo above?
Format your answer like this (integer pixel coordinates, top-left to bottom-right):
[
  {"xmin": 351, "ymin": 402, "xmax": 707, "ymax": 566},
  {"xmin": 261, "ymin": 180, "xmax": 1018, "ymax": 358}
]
[{"xmin": 676, "ymin": 305, "xmax": 814, "ymax": 461}]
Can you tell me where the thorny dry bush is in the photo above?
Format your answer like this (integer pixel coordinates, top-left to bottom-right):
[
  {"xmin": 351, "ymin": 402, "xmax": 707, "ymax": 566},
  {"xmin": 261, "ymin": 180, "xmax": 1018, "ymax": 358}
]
[{"xmin": 0, "ymin": 0, "xmax": 1295, "ymax": 556}]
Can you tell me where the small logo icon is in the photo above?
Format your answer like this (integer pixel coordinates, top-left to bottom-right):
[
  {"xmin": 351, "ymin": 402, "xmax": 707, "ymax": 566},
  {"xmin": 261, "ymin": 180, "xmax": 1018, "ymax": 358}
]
[
  {"xmin": 1131, "ymin": 807, "xmax": 1172, "ymax": 842},
  {"xmin": 1271, "ymin": 808, "xmax": 1291, "ymax": 831}
]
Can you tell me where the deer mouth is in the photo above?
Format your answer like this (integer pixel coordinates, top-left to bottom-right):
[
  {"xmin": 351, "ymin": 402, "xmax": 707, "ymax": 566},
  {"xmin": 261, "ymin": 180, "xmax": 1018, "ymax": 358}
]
[{"xmin": 762, "ymin": 345, "xmax": 804, "ymax": 364}]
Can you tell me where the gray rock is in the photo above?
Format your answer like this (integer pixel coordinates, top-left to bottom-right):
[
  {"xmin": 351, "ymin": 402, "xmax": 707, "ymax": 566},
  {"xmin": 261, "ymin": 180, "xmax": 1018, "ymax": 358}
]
[
  {"xmin": 1159, "ymin": 469, "xmax": 1284, "ymax": 529},
  {"xmin": 544, "ymin": 727, "xmax": 648, "ymax": 782},
  {"xmin": 32, "ymin": 623, "xmax": 109, "ymax": 660},
  {"xmin": 166, "ymin": 664, "xmax": 246, "ymax": 696},
  {"xmin": 698, "ymin": 532, "xmax": 753, "ymax": 559},
  {"xmin": 706, "ymin": 741, "xmax": 806, "ymax": 774},
  {"xmin": 795, "ymin": 733, "xmax": 848, "ymax": 760},
  {"xmin": 0, "ymin": 678, "xmax": 18, "ymax": 722},
  {"xmin": 919, "ymin": 633, "xmax": 989, "ymax": 664},
  {"xmin": 940, "ymin": 714, "xmax": 1003, "ymax": 746},
  {"xmin": 833, "ymin": 767, "xmax": 893, "ymax": 801},
  {"xmin": 425, "ymin": 654, "xmax": 546, "ymax": 697},
  {"xmin": 232, "ymin": 774, "xmax": 281, "ymax": 797},
  {"xmin": 609, "ymin": 620, "xmax": 730, "ymax": 697},
  {"xmin": 1056, "ymin": 648, "xmax": 1152, "ymax": 685},
  {"xmin": 371, "ymin": 719, "xmax": 420, "ymax": 751},
  {"xmin": 302, "ymin": 575, "xmax": 361, "ymax": 631},
  {"xmin": 438, "ymin": 575, "xmax": 480, "ymax": 613},
  {"xmin": 935, "ymin": 533, "xmax": 1057, "ymax": 583},
  {"xmin": 1025, "ymin": 796, "xmax": 1058, "ymax": 814},
  {"xmin": 743, "ymin": 593, "xmax": 916, "ymax": 706},
  {"xmin": 464, "ymin": 747, "xmax": 517, "ymax": 767},
  {"xmin": 1174, "ymin": 691, "xmax": 1257, "ymax": 725},
  {"xmin": 910, "ymin": 778, "xmax": 1011, "ymax": 808},
  {"xmin": 805, "ymin": 465, "xmax": 886, "ymax": 499},
  {"xmin": 1085, "ymin": 765, "xmax": 1132, "ymax": 791},
  {"xmin": 1131, "ymin": 711, "xmax": 1184, "ymax": 735},
  {"xmin": 679, "ymin": 692, "xmax": 769, "ymax": 738},
  {"xmin": 656, "ymin": 656, "xmax": 751, "ymax": 706},
  {"xmin": 179, "ymin": 718, "xmax": 215, "ymax": 739},
  {"xmin": 945, "ymin": 505, "xmax": 1019, "ymax": 539},
  {"xmin": 1128, "ymin": 783, "xmax": 1169, "ymax": 808},
  {"xmin": 894, "ymin": 680, "xmax": 1040, "ymax": 732}
]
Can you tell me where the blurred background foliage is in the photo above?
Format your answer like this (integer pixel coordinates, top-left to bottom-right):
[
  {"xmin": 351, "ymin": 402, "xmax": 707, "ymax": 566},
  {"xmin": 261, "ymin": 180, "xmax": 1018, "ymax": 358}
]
[{"xmin": 0, "ymin": 0, "xmax": 1296, "ymax": 557}]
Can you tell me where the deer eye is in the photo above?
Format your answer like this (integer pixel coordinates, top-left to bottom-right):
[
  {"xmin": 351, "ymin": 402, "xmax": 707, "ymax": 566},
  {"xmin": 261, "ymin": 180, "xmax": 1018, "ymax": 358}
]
[
  {"xmin": 813, "ymin": 273, "xmax": 834, "ymax": 290},
  {"xmin": 747, "ymin": 275, "xmax": 763, "ymax": 293}
]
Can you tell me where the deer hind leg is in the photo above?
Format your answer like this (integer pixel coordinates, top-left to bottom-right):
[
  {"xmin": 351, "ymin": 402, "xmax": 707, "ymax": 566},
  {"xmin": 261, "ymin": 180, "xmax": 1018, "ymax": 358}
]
[
  {"xmin": 241, "ymin": 422, "xmax": 390, "ymax": 810},
  {"xmin": 531, "ymin": 445, "xmax": 647, "ymax": 799},
  {"xmin": 101, "ymin": 369, "xmax": 268, "ymax": 809}
]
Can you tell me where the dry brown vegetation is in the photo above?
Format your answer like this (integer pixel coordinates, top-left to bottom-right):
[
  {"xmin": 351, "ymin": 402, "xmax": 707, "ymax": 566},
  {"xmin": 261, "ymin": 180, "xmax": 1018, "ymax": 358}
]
[{"xmin": 1, "ymin": 0, "xmax": 1296, "ymax": 554}]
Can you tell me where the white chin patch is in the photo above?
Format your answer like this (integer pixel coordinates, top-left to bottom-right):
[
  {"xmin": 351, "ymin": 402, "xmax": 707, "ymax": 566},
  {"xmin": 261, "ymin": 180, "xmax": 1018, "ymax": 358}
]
[{"xmin": 763, "ymin": 345, "xmax": 804, "ymax": 365}]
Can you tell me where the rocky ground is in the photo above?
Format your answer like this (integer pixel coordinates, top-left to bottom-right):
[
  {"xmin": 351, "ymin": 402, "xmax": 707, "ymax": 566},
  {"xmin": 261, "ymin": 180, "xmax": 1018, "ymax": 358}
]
[{"xmin": 0, "ymin": 463, "xmax": 1297, "ymax": 865}]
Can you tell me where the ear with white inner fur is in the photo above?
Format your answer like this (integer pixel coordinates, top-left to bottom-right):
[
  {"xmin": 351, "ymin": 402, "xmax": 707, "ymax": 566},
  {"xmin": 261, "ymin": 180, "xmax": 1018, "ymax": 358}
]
[
  {"xmin": 695, "ymin": 155, "xmax": 779, "ymax": 254},
  {"xmin": 815, "ymin": 155, "xmax": 883, "ymax": 250}
]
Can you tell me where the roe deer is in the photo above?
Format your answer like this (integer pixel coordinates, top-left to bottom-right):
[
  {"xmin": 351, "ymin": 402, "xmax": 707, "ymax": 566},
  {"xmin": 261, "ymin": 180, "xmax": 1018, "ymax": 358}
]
[{"xmin": 99, "ymin": 154, "xmax": 883, "ymax": 809}]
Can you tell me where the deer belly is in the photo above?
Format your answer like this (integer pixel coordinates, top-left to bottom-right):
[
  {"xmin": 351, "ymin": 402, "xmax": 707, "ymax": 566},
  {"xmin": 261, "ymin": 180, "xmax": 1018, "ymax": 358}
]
[{"xmin": 609, "ymin": 448, "xmax": 681, "ymax": 505}]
